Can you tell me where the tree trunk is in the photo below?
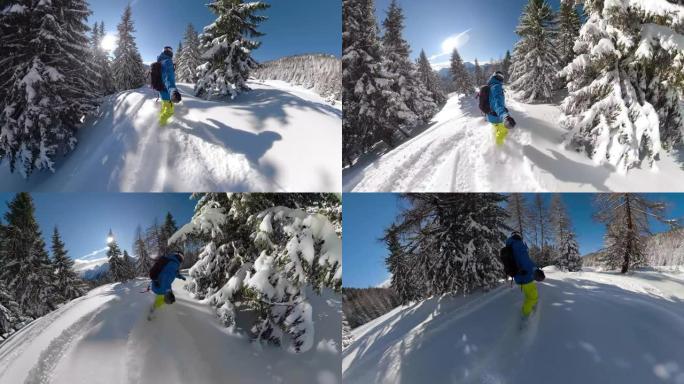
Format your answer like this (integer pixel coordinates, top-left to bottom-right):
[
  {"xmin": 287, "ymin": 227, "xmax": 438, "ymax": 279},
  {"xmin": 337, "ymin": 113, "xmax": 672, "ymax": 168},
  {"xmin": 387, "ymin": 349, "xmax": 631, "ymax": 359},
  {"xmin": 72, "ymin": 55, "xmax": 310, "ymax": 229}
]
[{"xmin": 622, "ymin": 195, "xmax": 633, "ymax": 274}]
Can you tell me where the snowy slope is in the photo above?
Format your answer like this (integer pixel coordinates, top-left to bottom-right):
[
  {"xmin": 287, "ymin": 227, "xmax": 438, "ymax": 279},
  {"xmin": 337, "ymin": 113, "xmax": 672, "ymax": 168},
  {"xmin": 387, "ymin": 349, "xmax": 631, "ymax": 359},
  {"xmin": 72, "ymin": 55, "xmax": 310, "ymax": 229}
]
[
  {"xmin": 344, "ymin": 94, "xmax": 684, "ymax": 192},
  {"xmin": 0, "ymin": 277, "xmax": 342, "ymax": 384},
  {"xmin": 0, "ymin": 80, "xmax": 341, "ymax": 192},
  {"xmin": 343, "ymin": 268, "xmax": 684, "ymax": 384}
]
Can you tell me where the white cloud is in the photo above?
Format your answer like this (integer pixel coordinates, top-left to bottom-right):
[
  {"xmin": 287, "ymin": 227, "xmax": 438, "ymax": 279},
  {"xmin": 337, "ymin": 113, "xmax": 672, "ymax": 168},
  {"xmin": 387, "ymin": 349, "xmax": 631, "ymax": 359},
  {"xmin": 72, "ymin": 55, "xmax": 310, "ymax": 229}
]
[{"xmin": 77, "ymin": 246, "xmax": 109, "ymax": 261}]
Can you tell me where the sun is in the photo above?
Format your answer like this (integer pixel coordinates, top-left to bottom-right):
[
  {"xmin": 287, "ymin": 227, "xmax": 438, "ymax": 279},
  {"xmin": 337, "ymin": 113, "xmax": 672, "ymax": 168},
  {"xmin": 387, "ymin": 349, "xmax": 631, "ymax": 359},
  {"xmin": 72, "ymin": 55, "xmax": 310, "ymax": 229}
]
[
  {"xmin": 100, "ymin": 33, "xmax": 117, "ymax": 52},
  {"xmin": 106, "ymin": 235, "xmax": 114, "ymax": 244}
]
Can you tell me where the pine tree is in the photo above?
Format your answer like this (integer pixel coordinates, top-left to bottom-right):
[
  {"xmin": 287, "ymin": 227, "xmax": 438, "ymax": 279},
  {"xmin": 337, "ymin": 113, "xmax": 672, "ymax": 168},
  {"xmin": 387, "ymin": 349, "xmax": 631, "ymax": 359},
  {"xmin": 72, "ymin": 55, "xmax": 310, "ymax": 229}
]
[
  {"xmin": 195, "ymin": 0, "xmax": 270, "ymax": 99},
  {"xmin": 560, "ymin": 0, "xmax": 684, "ymax": 171},
  {"xmin": 343, "ymin": 0, "xmax": 396, "ymax": 165},
  {"xmin": 501, "ymin": 50, "xmax": 512, "ymax": 78},
  {"xmin": 556, "ymin": 0, "xmax": 581, "ymax": 73},
  {"xmin": 510, "ymin": 0, "xmax": 559, "ymax": 102},
  {"xmin": 112, "ymin": 4, "xmax": 146, "ymax": 91},
  {"xmin": 449, "ymin": 48, "xmax": 473, "ymax": 95},
  {"xmin": 594, "ymin": 194, "xmax": 673, "ymax": 273},
  {"xmin": 177, "ymin": 24, "xmax": 202, "ymax": 83},
  {"xmin": 474, "ymin": 58, "xmax": 486, "ymax": 86},
  {"xmin": 416, "ymin": 49, "xmax": 446, "ymax": 106},
  {"xmin": 51, "ymin": 227, "xmax": 86, "ymax": 302},
  {"xmin": 0, "ymin": 193, "xmax": 55, "ymax": 318},
  {"xmin": 106, "ymin": 230, "xmax": 126, "ymax": 282},
  {"xmin": 0, "ymin": 0, "xmax": 98, "ymax": 177},
  {"xmin": 381, "ymin": 0, "xmax": 437, "ymax": 125},
  {"xmin": 133, "ymin": 225, "xmax": 151, "ymax": 277}
]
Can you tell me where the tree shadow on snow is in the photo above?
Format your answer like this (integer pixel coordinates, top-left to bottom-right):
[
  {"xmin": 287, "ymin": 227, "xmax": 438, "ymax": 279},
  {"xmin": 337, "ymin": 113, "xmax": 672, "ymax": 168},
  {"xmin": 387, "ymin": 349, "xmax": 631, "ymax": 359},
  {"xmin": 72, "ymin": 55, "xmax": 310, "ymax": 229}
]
[{"xmin": 522, "ymin": 147, "xmax": 612, "ymax": 192}]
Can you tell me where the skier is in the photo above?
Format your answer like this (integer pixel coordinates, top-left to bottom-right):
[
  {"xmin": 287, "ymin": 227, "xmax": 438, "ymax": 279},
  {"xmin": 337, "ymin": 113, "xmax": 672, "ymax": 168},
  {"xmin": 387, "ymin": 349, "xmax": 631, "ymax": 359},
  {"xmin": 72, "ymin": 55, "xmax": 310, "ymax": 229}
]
[
  {"xmin": 486, "ymin": 71, "xmax": 517, "ymax": 146},
  {"xmin": 156, "ymin": 46, "xmax": 182, "ymax": 126},
  {"xmin": 506, "ymin": 231, "xmax": 538, "ymax": 318},
  {"xmin": 148, "ymin": 251, "xmax": 186, "ymax": 320}
]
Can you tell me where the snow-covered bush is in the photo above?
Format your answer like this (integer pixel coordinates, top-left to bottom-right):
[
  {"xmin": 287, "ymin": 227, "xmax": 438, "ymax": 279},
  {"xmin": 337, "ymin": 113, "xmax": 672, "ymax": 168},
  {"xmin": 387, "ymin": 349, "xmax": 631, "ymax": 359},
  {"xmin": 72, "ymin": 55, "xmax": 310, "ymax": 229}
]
[
  {"xmin": 171, "ymin": 193, "xmax": 341, "ymax": 353},
  {"xmin": 252, "ymin": 54, "xmax": 342, "ymax": 101},
  {"xmin": 195, "ymin": 1, "xmax": 269, "ymax": 99},
  {"xmin": 561, "ymin": 0, "xmax": 684, "ymax": 171}
]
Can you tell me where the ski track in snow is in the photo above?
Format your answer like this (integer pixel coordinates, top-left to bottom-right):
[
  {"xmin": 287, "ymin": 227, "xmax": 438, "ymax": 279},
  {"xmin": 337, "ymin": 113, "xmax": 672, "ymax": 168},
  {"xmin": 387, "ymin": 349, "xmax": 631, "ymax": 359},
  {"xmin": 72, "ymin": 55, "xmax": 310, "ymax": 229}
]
[
  {"xmin": 343, "ymin": 269, "xmax": 684, "ymax": 384},
  {"xmin": 344, "ymin": 94, "xmax": 684, "ymax": 192},
  {"xmin": 0, "ymin": 278, "xmax": 342, "ymax": 384},
  {"xmin": 0, "ymin": 80, "xmax": 341, "ymax": 192}
]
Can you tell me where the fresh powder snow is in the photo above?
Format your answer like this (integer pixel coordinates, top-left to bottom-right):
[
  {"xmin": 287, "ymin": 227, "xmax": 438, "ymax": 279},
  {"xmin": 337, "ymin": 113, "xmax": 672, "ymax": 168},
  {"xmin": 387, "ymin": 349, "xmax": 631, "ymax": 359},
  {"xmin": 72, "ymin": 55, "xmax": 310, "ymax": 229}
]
[
  {"xmin": 0, "ymin": 276, "xmax": 342, "ymax": 384},
  {"xmin": 343, "ymin": 93, "xmax": 684, "ymax": 192},
  {"xmin": 0, "ymin": 80, "xmax": 341, "ymax": 192},
  {"xmin": 343, "ymin": 268, "xmax": 684, "ymax": 384}
]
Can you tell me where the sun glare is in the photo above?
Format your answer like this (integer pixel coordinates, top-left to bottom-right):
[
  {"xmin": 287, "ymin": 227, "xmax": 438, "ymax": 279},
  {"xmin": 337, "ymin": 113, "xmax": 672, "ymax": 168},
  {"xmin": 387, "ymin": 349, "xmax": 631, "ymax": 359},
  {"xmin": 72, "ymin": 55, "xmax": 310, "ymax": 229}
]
[
  {"xmin": 106, "ymin": 235, "xmax": 114, "ymax": 244},
  {"xmin": 101, "ymin": 34, "xmax": 117, "ymax": 52}
]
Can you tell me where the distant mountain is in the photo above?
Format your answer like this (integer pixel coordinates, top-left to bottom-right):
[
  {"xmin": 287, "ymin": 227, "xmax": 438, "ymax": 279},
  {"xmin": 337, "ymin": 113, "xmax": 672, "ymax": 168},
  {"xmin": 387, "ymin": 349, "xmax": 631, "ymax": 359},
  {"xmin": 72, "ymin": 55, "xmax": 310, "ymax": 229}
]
[
  {"xmin": 437, "ymin": 61, "xmax": 498, "ymax": 80},
  {"xmin": 73, "ymin": 257, "xmax": 109, "ymax": 280},
  {"xmin": 252, "ymin": 53, "xmax": 341, "ymax": 101}
]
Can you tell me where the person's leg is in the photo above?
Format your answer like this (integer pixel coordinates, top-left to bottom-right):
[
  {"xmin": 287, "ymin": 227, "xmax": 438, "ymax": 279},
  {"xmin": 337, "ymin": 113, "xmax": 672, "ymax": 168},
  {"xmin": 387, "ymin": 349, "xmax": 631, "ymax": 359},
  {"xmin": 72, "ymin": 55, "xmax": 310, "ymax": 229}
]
[
  {"xmin": 154, "ymin": 294, "xmax": 165, "ymax": 310},
  {"xmin": 159, "ymin": 101, "xmax": 173, "ymax": 125},
  {"xmin": 521, "ymin": 281, "xmax": 538, "ymax": 317},
  {"xmin": 492, "ymin": 123, "xmax": 509, "ymax": 146}
]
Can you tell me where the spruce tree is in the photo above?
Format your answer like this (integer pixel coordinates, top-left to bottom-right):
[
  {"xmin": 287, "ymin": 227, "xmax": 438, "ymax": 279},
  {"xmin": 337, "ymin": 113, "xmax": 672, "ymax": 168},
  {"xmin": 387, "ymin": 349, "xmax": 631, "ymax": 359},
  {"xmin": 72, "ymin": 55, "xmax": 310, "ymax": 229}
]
[
  {"xmin": 177, "ymin": 24, "xmax": 202, "ymax": 83},
  {"xmin": 449, "ymin": 48, "xmax": 473, "ymax": 95},
  {"xmin": 134, "ymin": 225, "xmax": 151, "ymax": 277},
  {"xmin": 106, "ymin": 230, "xmax": 126, "ymax": 282},
  {"xmin": 112, "ymin": 4, "xmax": 146, "ymax": 91},
  {"xmin": 594, "ymin": 194, "xmax": 673, "ymax": 273},
  {"xmin": 557, "ymin": 0, "xmax": 581, "ymax": 73},
  {"xmin": 0, "ymin": 0, "xmax": 97, "ymax": 177},
  {"xmin": 343, "ymin": 0, "xmax": 395, "ymax": 165},
  {"xmin": 381, "ymin": 0, "xmax": 437, "ymax": 125},
  {"xmin": 1, "ymin": 193, "xmax": 55, "ymax": 317},
  {"xmin": 195, "ymin": 0, "xmax": 270, "ymax": 99},
  {"xmin": 416, "ymin": 49, "xmax": 446, "ymax": 106},
  {"xmin": 159, "ymin": 212, "xmax": 178, "ymax": 257},
  {"xmin": 51, "ymin": 227, "xmax": 86, "ymax": 302},
  {"xmin": 384, "ymin": 225, "xmax": 415, "ymax": 304},
  {"xmin": 501, "ymin": 50, "xmax": 512, "ymax": 78},
  {"xmin": 510, "ymin": 0, "xmax": 559, "ymax": 102},
  {"xmin": 560, "ymin": 0, "xmax": 684, "ymax": 171}
]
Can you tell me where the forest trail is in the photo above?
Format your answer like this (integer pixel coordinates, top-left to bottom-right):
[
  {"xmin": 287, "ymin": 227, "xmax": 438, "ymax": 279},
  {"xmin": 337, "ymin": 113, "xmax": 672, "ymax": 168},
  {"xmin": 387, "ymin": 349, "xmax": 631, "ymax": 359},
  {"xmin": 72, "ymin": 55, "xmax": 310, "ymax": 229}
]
[
  {"xmin": 343, "ymin": 268, "xmax": 684, "ymax": 384},
  {"xmin": 0, "ymin": 80, "xmax": 341, "ymax": 192},
  {"xmin": 343, "ymin": 94, "xmax": 684, "ymax": 193},
  {"xmin": 0, "ymin": 277, "xmax": 342, "ymax": 384}
]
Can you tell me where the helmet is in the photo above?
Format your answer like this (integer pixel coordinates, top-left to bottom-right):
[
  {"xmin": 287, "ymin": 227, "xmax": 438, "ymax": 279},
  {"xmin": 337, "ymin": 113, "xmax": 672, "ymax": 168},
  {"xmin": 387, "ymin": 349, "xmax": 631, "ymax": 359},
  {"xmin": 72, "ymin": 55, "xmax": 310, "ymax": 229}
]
[
  {"xmin": 511, "ymin": 230, "xmax": 522, "ymax": 238},
  {"xmin": 163, "ymin": 46, "xmax": 173, "ymax": 57},
  {"xmin": 492, "ymin": 71, "xmax": 505, "ymax": 82},
  {"xmin": 174, "ymin": 251, "xmax": 184, "ymax": 263}
]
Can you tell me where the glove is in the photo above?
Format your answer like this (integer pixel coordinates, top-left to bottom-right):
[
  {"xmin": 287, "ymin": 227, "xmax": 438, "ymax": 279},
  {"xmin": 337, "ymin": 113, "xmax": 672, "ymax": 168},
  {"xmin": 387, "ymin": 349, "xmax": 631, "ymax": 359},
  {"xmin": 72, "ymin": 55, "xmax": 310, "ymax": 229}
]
[
  {"xmin": 171, "ymin": 89, "xmax": 182, "ymax": 103},
  {"xmin": 504, "ymin": 115, "xmax": 517, "ymax": 129}
]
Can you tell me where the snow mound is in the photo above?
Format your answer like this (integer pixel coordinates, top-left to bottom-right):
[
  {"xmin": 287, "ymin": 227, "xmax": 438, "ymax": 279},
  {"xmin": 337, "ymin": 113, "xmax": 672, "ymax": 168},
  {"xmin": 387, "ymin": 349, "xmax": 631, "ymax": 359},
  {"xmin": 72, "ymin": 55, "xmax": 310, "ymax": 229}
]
[
  {"xmin": 343, "ymin": 270, "xmax": 684, "ymax": 384},
  {"xmin": 0, "ymin": 80, "xmax": 341, "ymax": 192},
  {"xmin": 0, "ymin": 277, "xmax": 341, "ymax": 384}
]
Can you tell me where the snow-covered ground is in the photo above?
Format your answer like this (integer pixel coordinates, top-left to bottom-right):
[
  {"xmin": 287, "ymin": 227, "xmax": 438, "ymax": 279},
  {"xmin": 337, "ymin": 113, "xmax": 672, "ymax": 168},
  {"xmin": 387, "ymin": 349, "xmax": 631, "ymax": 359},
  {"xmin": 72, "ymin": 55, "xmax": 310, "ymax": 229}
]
[
  {"xmin": 343, "ymin": 268, "xmax": 684, "ymax": 384},
  {"xmin": 344, "ymin": 94, "xmax": 684, "ymax": 192},
  {"xmin": 0, "ymin": 277, "xmax": 342, "ymax": 384},
  {"xmin": 1, "ymin": 80, "xmax": 341, "ymax": 192}
]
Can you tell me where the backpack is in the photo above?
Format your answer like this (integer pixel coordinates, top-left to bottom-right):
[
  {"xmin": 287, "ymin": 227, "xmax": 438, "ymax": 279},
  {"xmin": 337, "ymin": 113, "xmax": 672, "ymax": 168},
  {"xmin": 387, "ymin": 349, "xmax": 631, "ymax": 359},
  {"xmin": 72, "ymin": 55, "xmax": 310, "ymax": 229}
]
[
  {"xmin": 150, "ymin": 61, "xmax": 165, "ymax": 92},
  {"xmin": 500, "ymin": 245, "xmax": 519, "ymax": 278},
  {"xmin": 478, "ymin": 85, "xmax": 493, "ymax": 115},
  {"xmin": 149, "ymin": 256, "xmax": 171, "ymax": 281}
]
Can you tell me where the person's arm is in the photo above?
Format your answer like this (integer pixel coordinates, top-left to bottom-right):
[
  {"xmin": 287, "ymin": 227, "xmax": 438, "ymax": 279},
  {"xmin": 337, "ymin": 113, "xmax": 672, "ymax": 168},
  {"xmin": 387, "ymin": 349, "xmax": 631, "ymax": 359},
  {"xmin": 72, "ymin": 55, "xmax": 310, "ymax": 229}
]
[
  {"xmin": 176, "ymin": 270, "xmax": 186, "ymax": 281},
  {"xmin": 491, "ymin": 84, "xmax": 508, "ymax": 119},
  {"xmin": 162, "ymin": 59, "xmax": 177, "ymax": 92}
]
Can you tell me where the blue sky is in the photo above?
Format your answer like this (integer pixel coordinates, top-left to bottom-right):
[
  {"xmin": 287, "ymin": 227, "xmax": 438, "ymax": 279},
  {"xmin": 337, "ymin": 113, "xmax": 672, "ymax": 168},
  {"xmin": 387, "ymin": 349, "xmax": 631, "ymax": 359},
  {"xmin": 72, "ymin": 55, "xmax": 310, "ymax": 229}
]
[
  {"xmin": 0, "ymin": 193, "xmax": 195, "ymax": 261},
  {"xmin": 88, "ymin": 0, "xmax": 341, "ymax": 63},
  {"xmin": 374, "ymin": 0, "xmax": 567, "ymax": 68},
  {"xmin": 343, "ymin": 193, "xmax": 684, "ymax": 288}
]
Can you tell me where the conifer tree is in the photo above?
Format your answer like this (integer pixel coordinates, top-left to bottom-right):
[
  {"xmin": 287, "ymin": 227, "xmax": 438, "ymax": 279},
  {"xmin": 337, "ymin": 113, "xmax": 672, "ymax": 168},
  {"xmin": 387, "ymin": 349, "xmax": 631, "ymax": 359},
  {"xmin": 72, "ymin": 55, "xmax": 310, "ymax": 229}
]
[
  {"xmin": 177, "ymin": 24, "xmax": 202, "ymax": 83},
  {"xmin": 122, "ymin": 250, "xmax": 135, "ymax": 280},
  {"xmin": 449, "ymin": 48, "xmax": 473, "ymax": 95},
  {"xmin": 91, "ymin": 22, "xmax": 116, "ymax": 95},
  {"xmin": 342, "ymin": 313, "xmax": 354, "ymax": 349},
  {"xmin": 474, "ymin": 58, "xmax": 486, "ymax": 85},
  {"xmin": 557, "ymin": 0, "xmax": 581, "ymax": 72},
  {"xmin": 384, "ymin": 225, "xmax": 415, "ymax": 304},
  {"xmin": 510, "ymin": 0, "xmax": 559, "ymax": 102},
  {"xmin": 0, "ymin": 0, "xmax": 97, "ymax": 177},
  {"xmin": 112, "ymin": 4, "xmax": 146, "ymax": 91},
  {"xmin": 160, "ymin": 212, "xmax": 178, "ymax": 257},
  {"xmin": 134, "ymin": 225, "xmax": 151, "ymax": 277},
  {"xmin": 560, "ymin": 0, "xmax": 684, "ymax": 171},
  {"xmin": 195, "ymin": 0, "xmax": 270, "ymax": 99},
  {"xmin": 501, "ymin": 50, "xmax": 512, "ymax": 78},
  {"xmin": 549, "ymin": 195, "xmax": 582, "ymax": 271},
  {"xmin": 51, "ymin": 227, "xmax": 86, "ymax": 302},
  {"xmin": 106, "ymin": 230, "xmax": 126, "ymax": 282},
  {"xmin": 416, "ymin": 49, "xmax": 446, "ymax": 106}
]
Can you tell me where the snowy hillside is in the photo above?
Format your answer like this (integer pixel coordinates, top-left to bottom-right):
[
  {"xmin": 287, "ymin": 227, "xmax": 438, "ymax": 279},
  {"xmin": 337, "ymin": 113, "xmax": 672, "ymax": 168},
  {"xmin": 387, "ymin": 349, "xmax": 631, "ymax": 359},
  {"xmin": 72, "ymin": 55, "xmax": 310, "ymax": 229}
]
[
  {"xmin": 344, "ymin": 93, "xmax": 684, "ymax": 192},
  {"xmin": 0, "ymin": 277, "xmax": 342, "ymax": 384},
  {"xmin": 0, "ymin": 80, "xmax": 341, "ymax": 192},
  {"xmin": 343, "ymin": 268, "xmax": 684, "ymax": 384},
  {"xmin": 253, "ymin": 54, "xmax": 341, "ymax": 101}
]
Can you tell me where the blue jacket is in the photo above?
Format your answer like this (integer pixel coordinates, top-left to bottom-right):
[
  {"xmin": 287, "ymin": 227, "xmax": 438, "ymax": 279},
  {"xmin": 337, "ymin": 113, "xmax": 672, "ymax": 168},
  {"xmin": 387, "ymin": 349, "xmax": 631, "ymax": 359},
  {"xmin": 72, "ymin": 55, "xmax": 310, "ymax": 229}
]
[
  {"xmin": 151, "ymin": 253, "xmax": 185, "ymax": 294},
  {"xmin": 486, "ymin": 76, "xmax": 509, "ymax": 124},
  {"xmin": 157, "ymin": 51, "xmax": 177, "ymax": 101},
  {"xmin": 506, "ymin": 235, "xmax": 536, "ymax": 285}
]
